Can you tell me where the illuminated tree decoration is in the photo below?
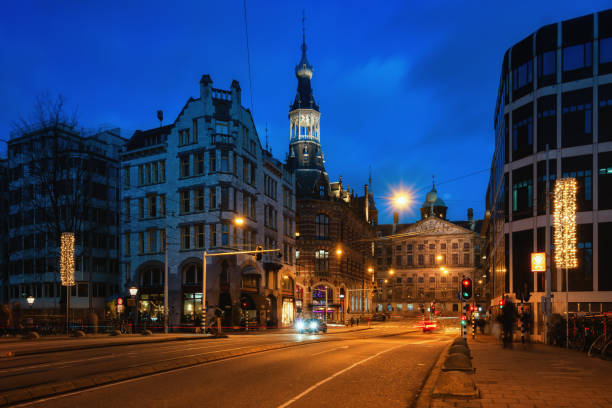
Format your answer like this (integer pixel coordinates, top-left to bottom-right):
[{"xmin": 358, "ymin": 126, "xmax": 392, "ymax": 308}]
[
  {"xmin": 60, "ymin": 232, "xmax": 76, "ymax": 286},
  {"xmin": 553, "ymin": 178, "xmax": 578, "ymax": 269}
]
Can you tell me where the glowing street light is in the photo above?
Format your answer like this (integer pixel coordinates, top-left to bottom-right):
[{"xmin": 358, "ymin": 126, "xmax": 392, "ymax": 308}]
[
  {"xmin": 436, "ymin": 255, "xmax": 443, "ymax": 261},
  {"xmin": 234, "ymin": 216, "xmax": 245, "ymax": 226},
  {"xmin": 394, "ymin": 194, "xmax": 410, "ymax": 208},
  {"xmin": 129, "ymin": 286, "xmax": 139, "ymax": 297},
  {"xmin": 336, "ymin": 248, "xmax": 343, "ymax": 256},
  {"xmin": 367, "ymin": 267, "xmax": 374, "ymax": 273},
  {"xmin": 388, "ymin": 269, "xmax": 395, "ymax": 275},
  {"xmin": 26, "ymin": 296, "xmax": 35, "ymax": 307}
]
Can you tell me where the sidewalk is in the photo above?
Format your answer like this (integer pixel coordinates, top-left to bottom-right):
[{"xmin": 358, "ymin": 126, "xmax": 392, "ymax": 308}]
[{"xmin": 433, "ymin": 334, "xmax": 612, "ymax": 408}]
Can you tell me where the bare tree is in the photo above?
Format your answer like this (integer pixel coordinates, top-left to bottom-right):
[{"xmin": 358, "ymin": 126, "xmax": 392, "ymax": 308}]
[{"xmin": 10, "ymin": 94, "xmax": 95, "ymax": 312}]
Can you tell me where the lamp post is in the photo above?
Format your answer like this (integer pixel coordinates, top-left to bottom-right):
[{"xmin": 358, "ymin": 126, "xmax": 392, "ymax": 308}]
[{"xmin": 129, "ymin": 286, "xmax": 138, "ymax": 332}]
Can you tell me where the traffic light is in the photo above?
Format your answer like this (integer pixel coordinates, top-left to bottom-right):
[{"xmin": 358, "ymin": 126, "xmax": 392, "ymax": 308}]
[
  {"xmin": 255, "ymin": 245, "xmax": 263, "ymax": 261},
  {"xmin": 498, "ymin": 299, "xmax": 504, "ymax": 309},
  {"xmin": 431, "ymin": 305, "xmax": 436, "ymax": 314},
  {"xmin": 461, "ymin": 277, "xmax": 473, "ymax": 300},
  {"xmin": 461, "ymin": 315, "xmax": 468, "ymax": 325}
]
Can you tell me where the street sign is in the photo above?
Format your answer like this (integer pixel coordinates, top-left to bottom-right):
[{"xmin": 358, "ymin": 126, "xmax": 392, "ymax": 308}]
[
  {"xmin": 117, "ymin": 304, "xmax": 124, "ymax": 313},
  {"xmin": 531, "ymin": 252, "xmax": 546, "ymax": 272}
]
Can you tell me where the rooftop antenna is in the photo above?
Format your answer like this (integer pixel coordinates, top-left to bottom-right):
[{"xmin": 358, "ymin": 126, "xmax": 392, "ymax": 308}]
[
  {"xmin": 368, "ymin": 165, "xmax": 372, "ymax": 192},
  {"xmin": 265, "ymin": 123, "xmax": 269, "ymax": 151}
]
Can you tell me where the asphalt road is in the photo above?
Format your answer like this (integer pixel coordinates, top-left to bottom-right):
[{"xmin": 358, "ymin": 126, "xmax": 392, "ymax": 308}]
[{"xmin": 3, "ymin": 321, "xmax": 456, "ymax": 407}]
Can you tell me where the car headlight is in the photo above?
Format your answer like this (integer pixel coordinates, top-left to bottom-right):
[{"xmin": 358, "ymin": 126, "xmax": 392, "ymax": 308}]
[
  {"xmin": 310, "ymin": 321, "xmax": 318, "ymax": 329},
  {"xmin": 296, "ymin": 321, "xmax": 304, "ymax": 330}
]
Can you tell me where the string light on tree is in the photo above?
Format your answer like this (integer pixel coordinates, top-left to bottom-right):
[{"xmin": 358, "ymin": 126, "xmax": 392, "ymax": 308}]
[
  {"xmin": 60, "ymin": 232, "xmax": 76, "ymax": 286},
  {"xmin": 553, "ymin": 178, "xmax": 578, "ymax": 269}
]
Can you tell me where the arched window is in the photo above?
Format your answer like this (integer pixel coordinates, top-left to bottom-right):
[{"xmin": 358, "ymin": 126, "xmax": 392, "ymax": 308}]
[
  {"xmin": 183, "ymin": 263, "xmax": 202, "ymax": 285},
  {"xmin": 315, "ymin": 214, "xmax": 329, "ymax": 239},
  {"xmin": 219, "ymin": 261, "xmax": 229, "ymax": 285},
  {"xmin": 319, "ymin": 184, "xmax": 325, "ymax": 198},
  {"xmin": 140, "ymin": 266, "xmax": 163, "ymax": 287},
  {"xmin": 315, "ymin": 249, "xmax": 329, "ymax": 274}
]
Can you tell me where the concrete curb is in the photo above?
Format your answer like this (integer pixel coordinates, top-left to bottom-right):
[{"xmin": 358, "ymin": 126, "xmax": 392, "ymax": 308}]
[
  {"xmin": 0, "ymin": 335, "xmax": 228, "ymax": 358},
  {"xmin": 0, "ymin": 337, "xmax": 337, "ymax": 406},
  {"xmin": 413, "ymin": 338, "xmax": 455, "ymax": 408}
]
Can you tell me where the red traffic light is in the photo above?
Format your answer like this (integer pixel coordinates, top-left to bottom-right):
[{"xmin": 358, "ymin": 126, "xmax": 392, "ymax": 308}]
[
  {"xmin": 462, "ymin": 279, "xmax": 470, "ymax": 287},
  {"xmin": 461, "ymin": 315, "xmax": 467, "ymax": 321},
  {"xmin": 498, "ymin": 299, "xmax": 504, "ymax": 308}
]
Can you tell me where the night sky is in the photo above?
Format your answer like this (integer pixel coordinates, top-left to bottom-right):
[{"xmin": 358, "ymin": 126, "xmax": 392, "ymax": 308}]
[{"xmin": 1, "ymin": 1, "xmax": 609, "ymax": 224}]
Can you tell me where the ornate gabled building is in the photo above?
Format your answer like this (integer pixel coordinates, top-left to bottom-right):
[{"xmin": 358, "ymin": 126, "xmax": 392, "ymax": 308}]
[
  {"xmin": 288, "ymin": 29, "xmax": 377, "ymax": 322},
  {"xmin": 375, "ymin": 182, "xmax": 484, "ymax": 315}
]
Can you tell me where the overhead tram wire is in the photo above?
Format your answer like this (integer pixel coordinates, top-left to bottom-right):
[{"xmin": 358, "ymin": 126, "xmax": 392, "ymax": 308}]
[{"xmin": 243, "ymin": 0, "xmax": 255, "ymax": 114}]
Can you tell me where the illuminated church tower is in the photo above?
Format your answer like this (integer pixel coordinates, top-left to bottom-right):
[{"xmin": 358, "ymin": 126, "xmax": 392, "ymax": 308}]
[{"xmin": 288, "ymin": 19, "xmax": 329, "ymax": 198}]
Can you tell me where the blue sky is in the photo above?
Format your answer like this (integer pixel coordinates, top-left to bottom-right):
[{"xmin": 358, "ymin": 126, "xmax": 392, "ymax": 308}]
[{"xmin": 1, "ymin": 0, "xmax": 609, "ymax": 223}]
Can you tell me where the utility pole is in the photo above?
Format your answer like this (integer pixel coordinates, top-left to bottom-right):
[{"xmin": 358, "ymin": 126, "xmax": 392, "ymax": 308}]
[
  {"xmin": 545, "ymin": 144, "xmax": 552, "ymax": 342},
  {"xmin": 164, "ymin": 212, "xmax": 170, "ymax": 334}
]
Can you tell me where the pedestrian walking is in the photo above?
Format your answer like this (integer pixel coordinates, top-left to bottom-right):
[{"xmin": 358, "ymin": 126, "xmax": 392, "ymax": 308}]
[{"xmin": 350, "ymin": 317, "xmax": 354, "ymax": 327}]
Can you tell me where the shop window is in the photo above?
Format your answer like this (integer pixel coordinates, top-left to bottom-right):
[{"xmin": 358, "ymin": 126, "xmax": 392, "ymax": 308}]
[
  {"xmin": 562, "ymin": 88, "xmax": 593, "ymax": 148},
  {"xmin": 537, "ymin": 95, "xmax": 557, "ymax": 151},
  {"xmin": 599, "ymin": 222, "xmax": 612, "ymax": 291},
  {"xmin": 562, "ymin": 155, "xmax": 593, "ymax": 212}
]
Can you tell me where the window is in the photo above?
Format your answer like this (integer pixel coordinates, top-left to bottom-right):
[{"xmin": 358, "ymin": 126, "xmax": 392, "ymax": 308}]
[
  {"xmin": 220, "ymin": 186, "xmax": 229, "ymax": 210},
  {"xmin": 209, "ymin": 187, "xmax": 217, "ymax": 210},
  {"xmin": 537, "ymin": 50, "xmax": 556, "ymax": 85},
  {"xmin": 160, "ymin": 160, "xmax": 166, "ymax": 182},
  {"xmin": 396, "ymin": 256, "xmax": 402, "ymax": 266},
  {"xmin": 138, "ymin": 198, "xmax": 144, "ymax": 219},
  {"xmin": 215, "ymin": 121, "xmax": 228, "ymax": 134},
  {"xmin": 160, "ymin": 195, "xmax": 166, "ymax": 216},
  {"xmin": 180, "ymin": 226, "xmax": 191, "ymax": 250},
  {"xmin": 537, "ymin": 95, "xmax": 557, "ymax": 151},
  {"xmin": 512, "ymin": 165, "xmax": 534, "ymax": 220},
  {"xmin": 124, "ymin": 199, "xmax": 130, "ymax": 221},
  {"xmin": 407, "ymin": 244, "xmax": 413, "ymax": 251},
  {"xmin": 463, "ymin": 253, "xmax": 470, "ymax": 265},
  {"xmin": 452, "ymin": 276, "xmax": 458, "ymax": 284},
  {"xmin": 599, "ymin": 152, "xmax": 612, "ymax": 210},
  {"xmin": 452, "ymin": 243, "xmax": 458, "ymax": 250},
  {"xmin": 418, "ymin": 277, "xmax": 424, "ymax": 283},
  {"xmin": 148, "ymin": 230, "xmax": 157, "ymax": 253},
  {"xmin": 195, "ymin": 152, "xmax": 204, "ymax": 175},
  {"xmin": 315, "ymin": 214, "xmax": 329, "ymax": 239},
  {"xmin": 562, "ymin": 155, "xmax": 593, "ymax": 212},
  {"xmin": 440, "ymin": 243, "xmax": 446, "ymax": 250},
  {"xmin": 537, "ymin": 159, "xmax": 556, "ymax": 215},
  {"xmin": 428, "ymin": 254, "xmax": 434, "ymax": 265},
  {"xmin": 562, "ymin": 88, "xmax": 592, "ymax": 148},
  {"xmin": 315, "ymin": 250, "xmax": 329, "ymax": 274},
  {"xmin": 192, "ymin": 119, "xmax": 198, "ymax": 142},
  {"xmin": 210, "ymin": 224, "xmax": 217, "ymax": 248},
  {"xmin": 562, "ymin": 42, "xmax": 592, "ymax": 81},
  {"xmin": 221, "ymin": 223, "xmax": 229, "ymax": 246},
  {"xmin": 183, "ymin": 264, "xmax": 202, "ymax": 284},
  {"xmin": 194, "ymin": 188, "xmax": 204, "ymax": 211},
  {"xmin": 417, "ymin": 254, "xmax": 424, "ymax": 266},
  {"xmin": 181, "ymin": 190, "xmax": 190, "ymax": 214},
  {"xmin": 138, "ymin": 232, "xmax": 144, "ymax": 255},
  {"xmin": 599, "ymin": 84, "xmax": 612, "ymax": 143},
  {"xmin": 221, "ymin": 151, "xmax": 229, "ymax": 172},
  {"xmin": 319, "ymin": 184, "xmax": 325, "ymax": 198},
  {"xmin": 123, "ymin": 167, "xmax": 130, "ymax": 187},
  {"xmin": 180, "ymin": 155, "xmax": 190, "ymax": 178},
  {"xmin": 512, "ymin": 59, "xmax": 533, "ymax": 92},
  {"xmin": 152, "ymin": 162, "xmax": 158, "ymax": 184},
  {"xmin": 417, "ymin": 244, "xmax": 425, "ymax": 251},
  {"xmin": 600, "ymin": 37, "xmax": 612, "ymax": 74},
  {"xmin": 209, "ymin": 151, "xmax": 216, "ymax": 173},
  {"xmin": 406, "ymin": 255, "xmax": 413, "ymax": 266},
  {"xmin": 452, "ymin": 254, "xmax": 459, "ymax": 265},
  {"xmin": 147, "ymin": 195, "xmax": 156, "ymax": 218},
  {"xmin": 512, "ymin": 103, "xmax": 533, "ymax": 160},
  {"xmin": 124, "ymin": 233, "xmax": 130, "ymax": 256}
]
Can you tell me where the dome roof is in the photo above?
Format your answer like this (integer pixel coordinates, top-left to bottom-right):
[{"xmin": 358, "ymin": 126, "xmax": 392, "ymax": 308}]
[{"xmin": 421, "ymin": 177, "xmax": 447, "ymax": 210}]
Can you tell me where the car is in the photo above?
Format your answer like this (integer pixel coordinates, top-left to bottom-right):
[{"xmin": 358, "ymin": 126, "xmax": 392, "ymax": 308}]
[
  {"xmin": 295, "ymin": 318, "xmax": 327, "ymax": 334},
  {"xmin": 422, "ymin": 320, "xmax": 438, "ymax": 332},
  {"xmin": 371, "ymin": 313, "xmax": 386, "ymax": 322}
]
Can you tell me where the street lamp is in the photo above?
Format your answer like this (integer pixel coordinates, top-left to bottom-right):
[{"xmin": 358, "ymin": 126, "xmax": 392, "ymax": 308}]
[
  {"xmin": 27, "ymin": 295, "xmax": 35, "ymax": 308},
  {"xmin": 129, "ymin": 286, "xmax": 138, "ymax": 297},
  {"xmin": 336, "ymin": 248, "xmax": 343, "ymax": 256},
  {"xmin": 234, "ymin": 216, "xmax": 245, "ymax": 226},
  {"xmin": 129, "ymin": 286, "xmax": 138, "ymax": 332}
]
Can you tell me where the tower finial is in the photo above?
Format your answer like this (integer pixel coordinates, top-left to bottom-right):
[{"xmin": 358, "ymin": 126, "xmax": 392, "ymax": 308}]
[
  {"xmin": 432, "ymin": 174, "xmax": 436, "ymax": 189},
  {"xmin": 265, "ymin": 122, "xmax": 269, "ymax": 151},
  {"xmin": 301, "ymin": 10, "xmax": 306, "ymax": 55},
  {"xmin": 368, "ymin": 165, "xmax": 372, "ymax": 191}
]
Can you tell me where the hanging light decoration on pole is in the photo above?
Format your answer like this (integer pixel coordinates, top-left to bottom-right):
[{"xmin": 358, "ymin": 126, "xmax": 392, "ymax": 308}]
[
  {"xmin": 552, "ymin": 177, "xmax": 578, "ymax": 349},
  {"xmin": 553, "ymin": 178, "xmax": 578, "ymax": 269},
  {"xmin": 60, "ymin": 232, "xmax": 76, "ymax": 286},
  {"xmin": 60, "ymin": 232, "xmax": 76, "ymax": 334}
]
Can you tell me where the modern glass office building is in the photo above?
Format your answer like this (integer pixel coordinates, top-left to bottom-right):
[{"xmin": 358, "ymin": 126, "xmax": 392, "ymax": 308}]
[{"xmin": 483, "ymin": 9, "xmax": 612, "ymax": 337}]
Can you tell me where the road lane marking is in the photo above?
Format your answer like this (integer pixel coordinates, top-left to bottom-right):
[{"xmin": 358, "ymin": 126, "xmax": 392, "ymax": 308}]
[
  {"xmin": 0, "ymin": 355, "xmax": 111, "ymax": 374},
  {"xmin": 311, "ymin": 345, "xmax": 349, "ymax": 356},
  {"xmin": 277, "ymin": 344, "xmax": 405, "ymax": 408}
]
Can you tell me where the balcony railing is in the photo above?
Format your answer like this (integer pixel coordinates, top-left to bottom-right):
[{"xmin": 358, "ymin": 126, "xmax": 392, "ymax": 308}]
[{"xmin": 211, "ymin": 133, "xmax": 235, "ymax": 145}]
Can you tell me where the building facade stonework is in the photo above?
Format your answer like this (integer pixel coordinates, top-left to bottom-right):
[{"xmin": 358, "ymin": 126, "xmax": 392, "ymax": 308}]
[{"xmin": 121, "ymin": 76, "xmax": 296, "ymax": 330}]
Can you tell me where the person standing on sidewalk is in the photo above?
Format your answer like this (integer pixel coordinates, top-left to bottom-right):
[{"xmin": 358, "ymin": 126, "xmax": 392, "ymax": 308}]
[{"xmin": 501, "ymin": 295, "xmax": 517, "ymax": 348}]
